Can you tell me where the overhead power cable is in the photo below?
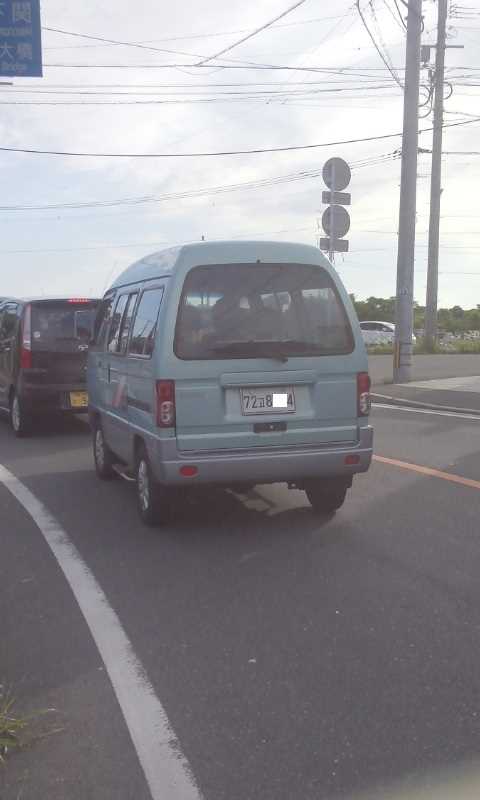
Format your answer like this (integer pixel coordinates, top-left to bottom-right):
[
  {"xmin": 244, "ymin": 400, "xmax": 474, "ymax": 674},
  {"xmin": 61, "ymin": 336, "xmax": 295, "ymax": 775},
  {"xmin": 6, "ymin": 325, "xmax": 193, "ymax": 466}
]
[
  {"xmin": 0, "ymin": 153, "xmax": 400, "ymax": 214},
  {"xmin": 392, "ymin": 0, "xmax": 408, "ymax": 30},
  {"xmin": 355, "ymin": 0, "xmax": 403, "ymax": 88},
  {"xmin": 0, "ymin": 117, "xmax": 478, "ymax": 158},
  {"xmin": 44, "ymin": 12, "xmax": 311, "ymax": 73},
  {"xmin": 194, "ymin": 0, "xmax": 309, "ymax": 66},
  {"xmin": 42, "ymin": 15, "xmax": 346, "ymax": 51}
]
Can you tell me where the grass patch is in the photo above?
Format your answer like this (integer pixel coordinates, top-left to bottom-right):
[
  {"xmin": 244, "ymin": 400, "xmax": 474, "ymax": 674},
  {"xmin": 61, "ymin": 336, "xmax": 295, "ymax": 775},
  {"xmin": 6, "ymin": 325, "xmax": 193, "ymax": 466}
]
[
  {"xmin": 0, "ymin": 684, "xmax": 62, "ymax": 765},
  {"xmin": 0, "ymin": 686, "xmax": 28, "ymax": 762}
]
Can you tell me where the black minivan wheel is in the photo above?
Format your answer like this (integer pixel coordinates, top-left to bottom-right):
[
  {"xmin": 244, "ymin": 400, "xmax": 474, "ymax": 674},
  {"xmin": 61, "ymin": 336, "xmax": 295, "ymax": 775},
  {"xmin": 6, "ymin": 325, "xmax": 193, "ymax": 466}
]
[
  {"xmin": 93, "ymin": 419, "xmax": 116, "ymax": 480},
  {"xmin": 135, "ymin": 446, "xmax": 172, "ymax": 527},
  {"xmin": 10, "ymin": 392, "xmax": 32, "ymax": 438},
  {"xmin": 304, "ymin": 478, "xmax": 349, "ymax": 514}
]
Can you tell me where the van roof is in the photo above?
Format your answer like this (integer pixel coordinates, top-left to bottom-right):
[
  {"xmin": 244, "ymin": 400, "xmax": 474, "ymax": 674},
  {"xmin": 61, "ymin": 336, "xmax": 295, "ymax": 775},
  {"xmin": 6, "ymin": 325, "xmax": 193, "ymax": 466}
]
[
  {"xmin": 0, "ymin": 296, "xmax": 99, "ymax": 305},
  {"xmin": 109, "ymin": 240, "xmax": 333, "ymax": 291}
]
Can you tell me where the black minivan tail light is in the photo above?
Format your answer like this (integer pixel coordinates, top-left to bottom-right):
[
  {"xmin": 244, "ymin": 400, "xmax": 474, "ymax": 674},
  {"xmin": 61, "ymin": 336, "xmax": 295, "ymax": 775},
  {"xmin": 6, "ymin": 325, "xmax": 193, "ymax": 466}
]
[{"xmin": 20, "ymin": 304, "xmax": 32, "ymax": 369}]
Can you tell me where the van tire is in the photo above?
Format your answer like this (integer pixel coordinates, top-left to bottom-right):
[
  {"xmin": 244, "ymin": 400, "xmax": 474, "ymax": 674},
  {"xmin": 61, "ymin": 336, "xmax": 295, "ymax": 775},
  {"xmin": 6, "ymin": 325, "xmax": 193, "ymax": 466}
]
[
  {"xmin": 304, "ymin": 479, "xmax": 349, "ymax": 514},
  {"xmin": 135, "ymin": 446, "xmax": 171, "ymax": 527},
  {"xmin": 10, "ymin": 392, "xmax": 31, "ymax": 438},
  {"xmin": 93, "ymin": 420, "xmax": 115, "ymax": 480}
]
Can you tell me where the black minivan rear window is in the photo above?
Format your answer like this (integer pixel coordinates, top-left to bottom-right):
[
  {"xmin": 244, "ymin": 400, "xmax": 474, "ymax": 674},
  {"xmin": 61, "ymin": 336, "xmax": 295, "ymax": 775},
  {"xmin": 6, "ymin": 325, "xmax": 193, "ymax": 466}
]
[
  {"xmin": 31, "ymin": 301, "xmax": 98, "ymax": 348},
  {"xmin": 174, "ymin": 263, "xmax": 354, "ymax": 360}
]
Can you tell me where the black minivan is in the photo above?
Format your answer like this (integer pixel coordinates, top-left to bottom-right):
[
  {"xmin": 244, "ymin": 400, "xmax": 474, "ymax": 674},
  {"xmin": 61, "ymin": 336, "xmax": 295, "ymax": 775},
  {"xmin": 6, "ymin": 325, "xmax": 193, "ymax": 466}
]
[{"xmin": 0, "ymin": 296, "xmax": 99, "ymax": 436}]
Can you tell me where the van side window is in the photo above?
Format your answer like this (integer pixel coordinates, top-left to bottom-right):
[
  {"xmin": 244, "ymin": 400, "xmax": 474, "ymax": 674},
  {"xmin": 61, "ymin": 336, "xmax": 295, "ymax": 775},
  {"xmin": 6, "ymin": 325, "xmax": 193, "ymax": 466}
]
[
  {"xmin": 129, "ymin": 287, "xmax": 164, "ymax": 358},
  {"xmin": 118, "ymin": 292, "xmax": 138, "ymax": 354},
  {"xmin": 0, "ymin": 304, "xmax": 18, "ymax": 339},
  {"xmin": 93, "ymin": 294, "xmax": 114, "ymax": 348},
  {"xmin": 107, "ymin": 294, "xmax": 129, "ymax": 353}
]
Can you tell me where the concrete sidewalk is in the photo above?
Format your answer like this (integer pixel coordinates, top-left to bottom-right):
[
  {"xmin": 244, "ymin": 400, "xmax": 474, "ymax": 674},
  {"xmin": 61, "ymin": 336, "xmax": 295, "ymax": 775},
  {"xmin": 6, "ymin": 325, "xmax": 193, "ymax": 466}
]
[
  {"xmin": 372, "ymin": 376, "xmax": 480, "ymax": 415},
  {"xmin": 368, "ymin": 354, "xmax": 480, "ymax": 386}
]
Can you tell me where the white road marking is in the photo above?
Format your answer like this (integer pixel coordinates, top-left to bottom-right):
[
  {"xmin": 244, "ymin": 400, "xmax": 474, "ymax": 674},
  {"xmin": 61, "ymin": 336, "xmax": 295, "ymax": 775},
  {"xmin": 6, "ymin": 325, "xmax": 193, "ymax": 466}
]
[
  {"xmin": 372, "ymin": 403, "xmax": 480, "ymax": 421},
  {"xmin": 0, "ymin": 463, "xmax": 202, "ymax": 800}
]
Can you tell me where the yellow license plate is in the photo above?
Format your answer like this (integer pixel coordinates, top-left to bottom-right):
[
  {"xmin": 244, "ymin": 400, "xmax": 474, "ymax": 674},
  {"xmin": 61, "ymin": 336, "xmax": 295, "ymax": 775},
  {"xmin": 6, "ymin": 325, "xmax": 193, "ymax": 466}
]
[{"xmin": 70, "ymin": 391, "xmax": 88, "ymax": 408}]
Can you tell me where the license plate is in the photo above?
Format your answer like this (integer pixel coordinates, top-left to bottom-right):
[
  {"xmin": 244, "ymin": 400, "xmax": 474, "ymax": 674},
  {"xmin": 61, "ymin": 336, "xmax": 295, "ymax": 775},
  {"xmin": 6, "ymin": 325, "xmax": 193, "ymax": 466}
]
[
  {"xmin": 70, "ymin": 391, "xmax": 88, "ymax": 408},
  {"xmin": 240, "ymin": 386, "xmax": 295, "ymax": 415}
]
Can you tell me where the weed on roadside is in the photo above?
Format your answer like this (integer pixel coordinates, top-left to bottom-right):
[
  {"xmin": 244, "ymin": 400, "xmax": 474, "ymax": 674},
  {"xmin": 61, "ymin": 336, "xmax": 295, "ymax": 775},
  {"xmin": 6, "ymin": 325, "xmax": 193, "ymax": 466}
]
[{"xmin": 0, "ymin": 684, "xmax": 63, "ymax": 765}]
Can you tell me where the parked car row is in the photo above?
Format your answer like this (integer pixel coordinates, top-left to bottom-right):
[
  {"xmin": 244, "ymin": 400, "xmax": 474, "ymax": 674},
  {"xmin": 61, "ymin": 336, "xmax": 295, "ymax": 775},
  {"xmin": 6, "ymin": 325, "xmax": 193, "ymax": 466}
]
[{"xmin": 1, "ymin": 241, "xmax": 373, "ymax": 525}]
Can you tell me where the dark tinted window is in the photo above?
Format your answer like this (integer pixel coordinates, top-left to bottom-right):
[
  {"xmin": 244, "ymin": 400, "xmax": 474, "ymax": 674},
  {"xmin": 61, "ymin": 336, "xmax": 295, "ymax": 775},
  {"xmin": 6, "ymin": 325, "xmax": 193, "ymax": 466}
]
[
  {"xmin": 0, "ymin": 304, "xmax": 18, "ymax": 339},
  {"xmin": 93, "ymin": 294, "xmax": 114, "ymax": 347},
  {"xmin": 31, "ymin": 302, "xmax": 97, "ymax": 348},
  {"xmin": 174, "ymin": 263, "xmax": 353, "ymax": 360},
  {"xmin": 118, "ymin": 293, "xmax": 138, "ymax": 354},
  {"xmin": 129, "ymin": 288, "xmax": 164, "ymax": 357},
  {"xmin": 107, "ymin": 294, "xmax": 129, "ymax": 353}
]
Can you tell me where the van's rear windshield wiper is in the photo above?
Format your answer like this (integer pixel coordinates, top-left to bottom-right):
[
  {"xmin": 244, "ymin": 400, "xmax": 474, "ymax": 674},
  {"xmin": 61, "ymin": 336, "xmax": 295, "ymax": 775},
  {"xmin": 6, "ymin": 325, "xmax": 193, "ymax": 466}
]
[
  {"xmin": 211, "ymin": 340, "xmax": 290, "ymax": 362},
  {"xmin": 211, "ymin": 339, "xmax": 328, "ymax": 361}
]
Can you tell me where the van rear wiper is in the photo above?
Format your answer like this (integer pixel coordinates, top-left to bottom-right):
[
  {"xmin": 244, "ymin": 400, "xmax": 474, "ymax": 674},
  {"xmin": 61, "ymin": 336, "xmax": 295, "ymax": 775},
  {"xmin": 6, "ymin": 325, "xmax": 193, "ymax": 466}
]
[{"xmin": 211, "ymin": 340, "xmax": 290, "ymax": 362}]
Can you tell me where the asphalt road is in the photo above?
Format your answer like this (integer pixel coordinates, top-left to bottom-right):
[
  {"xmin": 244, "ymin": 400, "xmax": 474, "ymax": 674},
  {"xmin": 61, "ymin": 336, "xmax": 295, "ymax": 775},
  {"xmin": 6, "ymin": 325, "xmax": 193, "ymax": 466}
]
[{"xmin": 2, "ymin": 406, "xmax": 480, "ymax": 800}]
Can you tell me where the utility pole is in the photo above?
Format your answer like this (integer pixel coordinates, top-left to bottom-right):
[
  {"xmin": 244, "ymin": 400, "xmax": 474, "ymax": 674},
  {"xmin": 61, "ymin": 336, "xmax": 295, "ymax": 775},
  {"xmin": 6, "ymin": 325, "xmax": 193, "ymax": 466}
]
[
  {"xmin": 393, "ymin": 0, "xmax": 423, "ymax": 383},
  {"xmin": 424, "ymin": 0, "xmax": 448, "ymax": 351}
]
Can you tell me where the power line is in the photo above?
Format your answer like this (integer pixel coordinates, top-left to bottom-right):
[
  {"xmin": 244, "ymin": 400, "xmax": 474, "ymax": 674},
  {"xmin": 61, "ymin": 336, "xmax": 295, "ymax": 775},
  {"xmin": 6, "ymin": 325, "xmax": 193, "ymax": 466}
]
[
  {"xmin": 44, "ymin": 4, "xmax": 311, "ymax": 72},
  {"xmin": 38, "ymin": 60, "xmax": 410, "ymax": 73},
  {"xmin": 0, "ymin": 117, "xmax": 478, "ymax": 159},
  {"xmin": 194, "ymin": 0, "xmax": 309, "ymax": 66},
  {"xmin": 382, "ymin": 0, "xmax": 407, "ymax": 31},
  {"xmin": 0, "ymin": 153, "xmax": 399, "ymax": 214},
  {"xmin": 355, "ymin": 0, "xmax": 403, "ymax": 88},
  {"xmin": 42, "ymin": 15, "xmax": 347, "ymax": 51},
  {"xmin": 0, "ymin": 226, "xmax": 317, "ymax": 255},
  {"xmin": 0, "ymin": 84, "xmax": 399, "ymax": 106},
  {"xmin": 392, "ymin": 0, "xmax": 408, "ymax": 29}
]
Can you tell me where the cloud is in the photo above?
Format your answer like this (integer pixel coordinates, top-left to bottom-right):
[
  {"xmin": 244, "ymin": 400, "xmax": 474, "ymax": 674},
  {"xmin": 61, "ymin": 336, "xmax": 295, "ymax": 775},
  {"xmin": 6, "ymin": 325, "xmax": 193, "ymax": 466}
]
[{"xmin": 0, "ymin": 0, "xmax": 479, "ymax": 306}]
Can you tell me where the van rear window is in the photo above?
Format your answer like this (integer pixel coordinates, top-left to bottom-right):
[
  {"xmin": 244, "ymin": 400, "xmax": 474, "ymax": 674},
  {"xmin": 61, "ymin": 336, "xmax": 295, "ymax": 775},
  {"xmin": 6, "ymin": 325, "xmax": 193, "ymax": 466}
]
[
  {"xmin": 174, "ymin": 263, "xmax": 354, "ymax": 360},
  {"xmin": 31, "ymin": 302, "xmax": 97, "ymax": 347}
]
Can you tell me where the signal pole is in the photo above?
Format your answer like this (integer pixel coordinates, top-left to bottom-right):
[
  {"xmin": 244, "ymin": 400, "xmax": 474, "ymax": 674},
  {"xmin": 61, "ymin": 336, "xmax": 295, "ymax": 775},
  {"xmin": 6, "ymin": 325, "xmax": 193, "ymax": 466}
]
[
  {"xmin": 424, "ymin": 0, "xmax": 448, "ymax": 351},
  {"xmin": 393, "ymin": 0, "xmax": 423, "ymax": 383}
]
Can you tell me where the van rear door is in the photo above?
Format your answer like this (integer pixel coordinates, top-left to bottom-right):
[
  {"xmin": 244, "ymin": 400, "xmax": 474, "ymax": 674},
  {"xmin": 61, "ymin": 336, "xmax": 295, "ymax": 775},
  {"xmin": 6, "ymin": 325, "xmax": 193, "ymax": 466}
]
[
  {"xmin": 29, "ymin": 299, "xmax": 98, "ymax": 395},
  {"xmin": 173, "ymin": 262, "xmax": 360, "ymax": 453}
]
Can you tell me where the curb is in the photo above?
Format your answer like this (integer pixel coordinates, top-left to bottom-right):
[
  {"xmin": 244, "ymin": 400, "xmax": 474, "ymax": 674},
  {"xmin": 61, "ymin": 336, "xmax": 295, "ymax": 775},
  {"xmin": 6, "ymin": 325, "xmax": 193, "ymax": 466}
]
[{"xmin": 371, "ymin": 392, "xmax": 480, "ymax": 417}]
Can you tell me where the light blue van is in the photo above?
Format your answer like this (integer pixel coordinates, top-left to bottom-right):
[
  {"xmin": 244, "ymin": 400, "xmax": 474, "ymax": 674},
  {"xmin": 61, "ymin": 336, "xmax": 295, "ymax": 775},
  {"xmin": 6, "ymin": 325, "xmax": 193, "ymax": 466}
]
[{"xmin": 88, "ymin": 241, "xmax": 373, "ymax": 525}]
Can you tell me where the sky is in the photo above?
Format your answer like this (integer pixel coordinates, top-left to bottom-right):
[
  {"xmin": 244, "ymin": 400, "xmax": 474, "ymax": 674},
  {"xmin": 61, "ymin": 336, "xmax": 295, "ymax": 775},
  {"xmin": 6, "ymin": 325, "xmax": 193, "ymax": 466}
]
[{"xmin": 0, "ymin": 0, "xmax": 479, "ymax": 307}]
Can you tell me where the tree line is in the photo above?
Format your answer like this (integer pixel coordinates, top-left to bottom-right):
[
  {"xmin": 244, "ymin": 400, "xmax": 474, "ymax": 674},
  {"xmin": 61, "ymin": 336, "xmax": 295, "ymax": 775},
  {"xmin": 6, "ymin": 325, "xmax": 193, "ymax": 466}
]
[{"xmin": 350, "ymin": 296, "xmax": 480, "ymax": 334}]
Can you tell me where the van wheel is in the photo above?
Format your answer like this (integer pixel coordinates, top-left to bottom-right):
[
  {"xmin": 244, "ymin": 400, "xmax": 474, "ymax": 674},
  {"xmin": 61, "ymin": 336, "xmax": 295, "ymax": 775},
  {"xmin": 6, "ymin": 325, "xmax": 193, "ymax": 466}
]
[
  {"xmin": 304, "ymin": 479, "xmax": 349, "ymax": 514},
  {"xmin": 93, "ymin": 420, "xmax": 115, "ymax": 480},
  {"xmin": 135, "ymin": 446, "xmax": 171, "ymax": 527},
  {"xmin": 10, "ymin": 392, "xmax": 31, "ymax": 438}
]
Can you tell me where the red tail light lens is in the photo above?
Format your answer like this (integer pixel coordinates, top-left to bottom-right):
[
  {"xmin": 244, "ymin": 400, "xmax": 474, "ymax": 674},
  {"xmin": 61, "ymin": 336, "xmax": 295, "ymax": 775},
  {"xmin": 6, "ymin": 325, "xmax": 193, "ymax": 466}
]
[
  {"xmin": 180, "ymin": 465, "xmax": 198, "ymax": 477},
  {"xmin": 357, "ymin": 372, "xmax": 371, "ymax": 416},
  {"xmin": 20, "ymin": 304, "xmax": 32, "ymax": 369},
  {"xmin": 156, "ymin": 380, "xmax": 176, "ymax": 428}
]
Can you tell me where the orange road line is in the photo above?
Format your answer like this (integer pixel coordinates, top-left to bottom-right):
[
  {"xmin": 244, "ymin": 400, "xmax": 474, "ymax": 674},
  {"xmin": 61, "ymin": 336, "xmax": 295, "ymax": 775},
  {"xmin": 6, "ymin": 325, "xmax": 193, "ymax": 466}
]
[{"xmin": 373, "ymin": 455, "xmax": 480, "ymax": 491}]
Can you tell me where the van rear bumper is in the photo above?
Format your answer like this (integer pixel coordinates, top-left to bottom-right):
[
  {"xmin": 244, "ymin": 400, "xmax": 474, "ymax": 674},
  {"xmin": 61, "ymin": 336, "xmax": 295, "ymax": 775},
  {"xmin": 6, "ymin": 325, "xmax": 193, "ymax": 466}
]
[
  {"xmin": 152, "ymin": 425, "xmax": 373, "ymax": 486},
  {"xmin": 18, "ymin": 380, "xmax": 89, "ymax": 415}
]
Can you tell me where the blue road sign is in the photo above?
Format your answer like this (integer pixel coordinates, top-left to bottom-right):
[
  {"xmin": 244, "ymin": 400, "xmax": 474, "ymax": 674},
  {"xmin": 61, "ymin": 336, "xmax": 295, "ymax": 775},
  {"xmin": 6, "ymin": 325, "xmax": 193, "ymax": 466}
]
[{"xmin": 0, "ymin": 0, "xmax": 42, "ymax": 77}]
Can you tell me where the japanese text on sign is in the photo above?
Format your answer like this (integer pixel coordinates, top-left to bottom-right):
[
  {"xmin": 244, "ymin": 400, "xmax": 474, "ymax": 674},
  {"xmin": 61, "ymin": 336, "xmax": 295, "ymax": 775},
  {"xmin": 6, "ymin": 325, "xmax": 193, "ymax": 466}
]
[{"xmin": 0, "ymin": 0, "xmax": 42, "ymax": 77}]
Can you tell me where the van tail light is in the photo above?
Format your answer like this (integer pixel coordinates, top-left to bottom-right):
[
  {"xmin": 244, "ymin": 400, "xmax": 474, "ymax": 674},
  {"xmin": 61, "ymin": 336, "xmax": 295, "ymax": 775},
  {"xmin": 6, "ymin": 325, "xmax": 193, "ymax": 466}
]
[
  {"xmin": 156, "ymin": 380, "xmax": 176, "ymax": 428},
  {"xmin": 20, "ymin": 304, "xmax": 32, "ymax": 369},
  {"xmin": 357, "ymin": 372, "xmax": 371, "ymax": 416}
]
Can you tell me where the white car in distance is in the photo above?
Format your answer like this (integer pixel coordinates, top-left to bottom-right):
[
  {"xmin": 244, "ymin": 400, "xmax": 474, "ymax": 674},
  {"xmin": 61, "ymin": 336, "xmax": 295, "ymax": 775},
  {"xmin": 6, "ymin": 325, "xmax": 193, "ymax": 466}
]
[{"xmin": 359, "ymin": 321, "xmax": 417, "ymax": 346}]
